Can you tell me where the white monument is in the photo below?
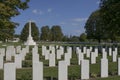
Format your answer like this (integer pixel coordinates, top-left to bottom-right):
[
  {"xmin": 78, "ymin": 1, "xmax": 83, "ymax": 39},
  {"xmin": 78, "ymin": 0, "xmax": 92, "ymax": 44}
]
[{"xmin": 24, "ymin": 20, "xmax": 36, "ymax": 45}]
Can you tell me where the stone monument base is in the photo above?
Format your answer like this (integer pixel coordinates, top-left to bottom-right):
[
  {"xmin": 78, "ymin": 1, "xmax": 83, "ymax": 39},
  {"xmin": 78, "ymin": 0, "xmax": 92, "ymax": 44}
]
[{"xmin": 24, "ymin": 36, "xmax": 36, "ymax": 45}]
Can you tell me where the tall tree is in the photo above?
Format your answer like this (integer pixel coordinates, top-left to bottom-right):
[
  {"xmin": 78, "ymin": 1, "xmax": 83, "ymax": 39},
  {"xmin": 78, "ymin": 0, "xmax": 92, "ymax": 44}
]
[
  {"xmin": 100, "ymin": 0, "xmax": 120, "ymax": 42},
  {"xmin": 40, "ymin": 26, "xmax": 51, "ymax": 41},
  {"xmin": 51, "ymin": 25, "xmax": 63, "ymax": 41},
  {"xmin": 0, "ymin": 0, "xmax": 29, "ymax": 42},
  {"xmin": 84, "ymin": 10, "xmax": 105, "ymax": 43},
  {"xmin": 79, "ymin": 33, "xmax": 87, "ymax": 42},
  {"xmin": 20, "ymin": 22, "xmax": 39, "ymax": 42}
]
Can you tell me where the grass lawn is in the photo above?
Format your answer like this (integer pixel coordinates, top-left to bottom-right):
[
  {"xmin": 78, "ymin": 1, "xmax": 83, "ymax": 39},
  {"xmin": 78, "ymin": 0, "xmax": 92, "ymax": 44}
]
[{"xmin": 0, "ymin": 42, "xmax": 120, "ymax": 80}]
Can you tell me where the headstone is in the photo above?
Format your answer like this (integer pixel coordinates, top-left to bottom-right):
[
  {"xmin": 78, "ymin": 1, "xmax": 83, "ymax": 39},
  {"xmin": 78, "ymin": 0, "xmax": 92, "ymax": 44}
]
[
  {"xmin": 33, "ymin": 62, "xmax": 43, "ymax": 80},
  {"xmin": 0, "ymin": 55, "xmax": 3, "ymax": 69},
  {"xmin": 58, "ymin": 61, "xmax": 68, "ymax": 80},
  {"xmin": 83, "ymin": 47, "xmax": 86, "ymax": 54},
  {"xmin": 65, "ymin": 53, "xmax": 71, "ymax": 66},
  {"xmin": 112, "ymin": 51, "xmax": 117, "ymax": 62},
  {"xmin": 4, "ymin": 63, "xmax": 16, "ymax": 80},
  {"xmin": 45, "ymin": 50, "xmax": 49, "ymax": 60},
  {"xmin": 91, "ymin": 52, "xmax": 96, "ymax": 64},
  {"xmin": 15, "ymin": 54, "xmax": 22, "ymax": 68},
  {"xmin": 101, "ymin": 58, "xmax": 108, "ymax": 77},
  {"xmin": 32, "ymin": 48, "xmax": 39, "ymax": 63},
  {"xmin": 102, "ymin": 48, "xmax": 107, "ymax": 59},
  {"xmin": 118, "ymin": 58, "xmax": 120, "ymax": 75},
  {"xmin": 0, "ymin": 48, "xmax": 5, "ymax": 56},
  {"xmin": 6, "ymin": 46, "xmax": 15, "ymax": 61},
  {"xmin": 86, "ymin": 49, "xmax": 90, "ymax": 58},
  {"xmin": 16, "ymin": 46, "xmax": 21, "ymax": 54},
  {"xmin": 57, "ymin": 50, "xmax": 62, "ymax": 59},
  {"xmin": 95, "ymin": 48, "xmax": 98, "ymax": 57},
  {"xmin": 42, "ymin": 45, "xmax": 46, "ymax": 56},
  {"xmin": 78, "ymin": 52, "xmax": 84, "ymax": 65},
  {"xmin": 109, "ymin": 48, "xmax": 112, "ymax": 56},
  {"xmin": 81, "ymin": 60, "xmax": 89, "ymax": 79},
  {"xmin": 20, "ymin": 48, "xmax": 27, "ymax": 60},
  {"xmin": 49, "ymin": 53, "xmax": 55, "ymax": 67}
]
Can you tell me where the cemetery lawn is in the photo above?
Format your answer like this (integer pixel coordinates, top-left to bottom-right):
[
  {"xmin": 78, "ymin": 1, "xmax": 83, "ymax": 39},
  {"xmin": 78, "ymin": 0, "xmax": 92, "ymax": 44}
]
[{"xmin": 1, "ymin": 42, "xmax": 120, "ymax": 80}]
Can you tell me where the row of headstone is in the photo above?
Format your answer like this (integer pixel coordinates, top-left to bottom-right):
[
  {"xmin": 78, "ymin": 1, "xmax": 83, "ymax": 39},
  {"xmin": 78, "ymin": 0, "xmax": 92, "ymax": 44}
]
[
  {"xmin": 32, "ymin": 46, "xmax": 43, "ymax": 80},
  {"xmin": 42, "ymin": 45, "xmax": 73, "ymax": 67}
]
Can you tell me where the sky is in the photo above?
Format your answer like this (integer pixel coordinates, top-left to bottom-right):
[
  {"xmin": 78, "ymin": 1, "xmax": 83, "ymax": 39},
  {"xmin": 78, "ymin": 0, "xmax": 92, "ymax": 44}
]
[{"xmin": 12, "ymin": 0, "xmax": 100, "ymax": 36}]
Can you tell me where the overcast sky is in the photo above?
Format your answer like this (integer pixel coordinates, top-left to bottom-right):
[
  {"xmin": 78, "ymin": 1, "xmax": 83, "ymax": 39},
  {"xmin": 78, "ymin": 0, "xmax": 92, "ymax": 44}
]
[{"xmin": 12, "ymin": 0, "xmax": 100, "ymax": 36}]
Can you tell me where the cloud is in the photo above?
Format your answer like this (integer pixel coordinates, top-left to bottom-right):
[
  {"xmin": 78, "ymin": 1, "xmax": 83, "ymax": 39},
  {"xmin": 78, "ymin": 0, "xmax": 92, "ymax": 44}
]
[
  {"xmin": 39, "ymin": 10, "xmax": 44, "ymax": 15},
  {"xmin": 47, "ymin": 8, "xmax": 52, "ymax": 13},
  {"xmin": 71, "ymin": 23, "xmax": 80, "ymax": 26},
  {"xmin": 74, "ymin": 30, "xmax": 81, "ymax": 33},
  {"xmin": 60, "ymin": 22, "xmax": 66, "ymax": 25},
  {"xmin": 32, "ymin": 9, "xmax": 38, "ymax": 14},
  {"xmin": 96, "ymin": 1, "xmax": 100, "ymax": 4},
  {"xmin": 73, "ymin": 18, "xmax": 88, "ymax": 22},
  {"xmin": 32, "ymin": 9, "xmax": 44, "ymax": 15}
]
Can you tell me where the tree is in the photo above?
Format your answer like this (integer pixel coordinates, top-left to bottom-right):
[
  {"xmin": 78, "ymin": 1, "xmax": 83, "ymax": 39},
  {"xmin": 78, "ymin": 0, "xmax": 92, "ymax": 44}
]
[
  {"xmin": 0, "ymin": 0, "xmax": 29, "ymax": 42},
  {"xmin": 79, "ymin": 33, "xmax": 87, "ymax": 42},
  {"xmin": 51, "ymin": 25, "xmax": 63, "ymax": 41},
  {"xmin": 84, "ymin": 10, "xmax": 105, "ymax": 43},
  {"xmin": 69, "ymin": 36, "xmax": 79, "ymax": 42},
  {"xmin": 40, "ymin": 26, "xmax": 52, "ymax": 41},
  {"xmin": 100, "ymin": 0, "xmax": 120, "ymax": 42},
  {"xmin": 20, "ymin": 22, "xmax": 39, "ymax": 42}
]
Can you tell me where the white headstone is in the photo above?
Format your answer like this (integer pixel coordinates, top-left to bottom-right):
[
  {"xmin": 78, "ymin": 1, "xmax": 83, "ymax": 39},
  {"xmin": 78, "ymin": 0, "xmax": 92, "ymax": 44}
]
[
  {"xmin": 32, "ymin": 48, "xmax": 39, "ymax": 63},
  {"xmin": 65, "ymin": 53, "xmax": 71, "ymax": 66},
  {"xmin": 16, "ymin": 46, "xmax": 21, "ymax": 54},
  {"xmin": 0, "ymin": 55, "xmax": 3, "ymax": 69},
  {"xmin": 86, "ymin": 49, "xmax": 90, "ymax": 58},
  {"xmin": 78, "ymin": 51, "xmax": 84, "ymax": 65},
  {"xmin": 45, "ymin": 50, "xmax": 49, "ymax": 60},
  {"xmin": 42, "ymin": 45, "xmax": 46, "ymax": 56},
  {"xmin": 102, "ymin": 48, "xmax": 107, "ymax": 59},
  {"xmin": 33, "ymin": 62, "xmax": 43, "ymax": 80},
  {"xmin": 118, "ymin": 58, "xmax": 120, "ymax": 75},
  {"xmin": 81, "ymin": 60, "xmax": 89, "ymax": 79},
  {"xmin": 109, "ymin": 48, "xmax": 112, "ymax": 56},
  {"xmin": 83, "ymin": 47, "xmax": 87, "ymax": 54},
  {"xmin": 91, "ymin": 52, "xmax": 96, "ymax": 64},
  {"xmin": 101, "ymin": 58, "xmax": 108, "ymax": 77},
  {"xmin": 4, "ymin": 63, "xmax": 16, "ymax": 80},
  {"xmin": 57, "ymin": 50, "xmax": 62, "ymax": 59},
  {"xmin": 58, "ymin": 61, "xmax": 68, "ymax": 80},
  {"xmin": 15, "ymin": 54, "xmax": 22, "ymax": 68},
  {"xmin": 0, "ymin": 48, "xmax": 5, "ymax": 56},
  {"xmin": 112, "ymin": 51, "xmax": 117, "ymax": 62},
  {"xmin": 49, "ymin": 53, "xmax": 55, "ymax": 67}
]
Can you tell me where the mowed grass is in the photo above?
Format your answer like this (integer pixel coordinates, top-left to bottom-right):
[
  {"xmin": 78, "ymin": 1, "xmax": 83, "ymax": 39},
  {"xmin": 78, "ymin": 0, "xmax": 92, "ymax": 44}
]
[{"xmin": 0, "ymin": 42, "xmax": 120, "ymax": 80}]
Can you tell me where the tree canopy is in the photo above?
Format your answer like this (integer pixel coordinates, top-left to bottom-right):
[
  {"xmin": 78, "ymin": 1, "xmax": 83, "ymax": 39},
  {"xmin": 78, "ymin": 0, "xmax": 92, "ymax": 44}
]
[
  {"xmin": 40, "ymin": 26, "xmax": 52, "ymax": 41},
  {"xmin": 40, "ymin": 25, "xmax": 63, "ymax": 41},
  {"xmin": 0, "ymin": 0, "xmax": 29, "ymax": 42},
  {"xmin": 84, "ymin": 10, "xmax": 105, "ymax": 43},
  {"xmin": 100, "ymin": 0, "xmax": 120, "ymax": 41},
  {"xmin": 51, "ymin": 25, "xmax": 63, "ymax": 41}
]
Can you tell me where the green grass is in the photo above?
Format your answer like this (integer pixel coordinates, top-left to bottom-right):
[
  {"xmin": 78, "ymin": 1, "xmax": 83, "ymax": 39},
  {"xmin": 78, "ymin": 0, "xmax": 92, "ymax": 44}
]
[{"xmin": 1, "ymin": 42, "xmax": 120, "ymax": 80}]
